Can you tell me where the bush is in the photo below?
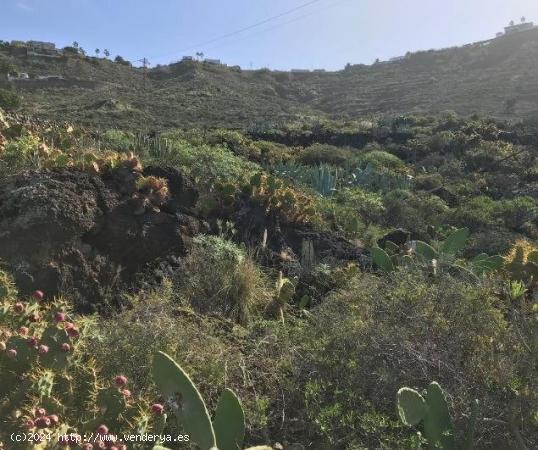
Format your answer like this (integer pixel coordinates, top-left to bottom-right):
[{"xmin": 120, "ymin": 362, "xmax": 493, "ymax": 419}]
[
  {"xmin": 0, "ymin": 88, "xmax": 20, "ymax": 110},
  {"xmin": 175, "ymin": 236, "xmax": 270, "ymax": 325},
  {"xmin": 383, "ymin": 190, "xmax": 448, "ymax": 235},
  {"xmin": 101, "ymin": 129, "xmax": 136, "ymax": 151},
  {"xmin": 0, "ymin": 133, "xmax": 40, "ymax": 175},
  {"xmin": 360, "ymin": 149, "xmax": 406, "ymax": 173},
  {"xmin": 299, "ymin": 144, "xmax": 354, "ymax": 166},
  {"xmin": 293, "ymin": 271, "xmax": 531, "ymax": 448}
]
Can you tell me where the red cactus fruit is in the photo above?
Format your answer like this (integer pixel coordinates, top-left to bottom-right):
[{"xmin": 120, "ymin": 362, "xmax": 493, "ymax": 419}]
[
  {"xmin": 18, "ymin": 326, "xmax": 29, "ymax": 336},
  {"xmin": 35, "ymin": 407, "xmax": 46, "ymax": 417},
  {"xmin": 65, "ymin": 323, "xmax": 80, "ymax": 338},
  {"xmin": 14, "ymin": 302, "xmax": 25, "ymax": 313},
  {"xmin": 114, "ymin": 375, "xmax": 128, "ymax": 387},
  {"xmin": 7, "ymin": 348, "xmax": 17, "ymax": 358},
  {"xmin": 81, "ymin": 444, "xmax": 94, "ymax": 450},
  {"xmin": 60, "ymin": 342, "xmax": 71, "ymax": 352},
  {"xmin": 48, "ymin": 414, "xmax": 59, "ymax": 426},
  {"xmin": 29, "ymin": 312, "xmax": 40, "ymax": 322},
  {"xmin": 27, "ymin": 336, "xmax": 39, "ymax": 348},
  {"xmin": 94, "ymin": 441, "xmax": 106, "ymax": 450},
  {"xmin": 151, "ymin": 403, "xmax": 164, "ymax": 415},
  {"xmin": 35, "ymin": 416, "xmax": 51, "ymax": 429},
  {"xmin": 38, "ymin": 344, "xmax": 49, "ymax": 355},
  {"xmin": 24, "ymin": 419, "xmax": 35, "ymax": 429},
  {"xmin": 54, "ymin": 312, "xmax": 66, "ymax": 323},
  {"xmin": 95, "ymin": 424, "xmax": 109, "ymax": 435},
  {"xmin": 33, "ymin": 290, "xmax": 44, "ymax": 300}
]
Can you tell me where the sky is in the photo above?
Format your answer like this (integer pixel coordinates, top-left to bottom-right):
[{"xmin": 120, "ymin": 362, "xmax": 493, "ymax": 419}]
[{"xmin": 2, "ymin": 0, "xmax": 538, "ymax": 70}]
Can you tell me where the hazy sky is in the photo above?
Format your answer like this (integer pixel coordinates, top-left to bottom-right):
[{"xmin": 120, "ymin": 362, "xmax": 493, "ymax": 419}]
[{"xmin": 2, "ymin": 0, "xmax": 538, "ymax": 70}]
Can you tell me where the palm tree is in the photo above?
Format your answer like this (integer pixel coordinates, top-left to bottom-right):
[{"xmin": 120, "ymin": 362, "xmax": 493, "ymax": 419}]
[
  {"xmin": 104, "ymin": 49, "xmax": 110, "ymax": 58},
  {"xmin": 72, "ymin": 41, "xmax": 79, "ymax": 49},
  {"xmin": 521, "ymin": 16, "xmax": 526, "ymax": 23},
  {"xmin": 509, "ymin": 20, "xmax": 515, "ymax": 26},
  {"xmin": 95, "ymin": 48, "xmax": 100, "ymax": 57},
  {"xmin": 195, "ymin": 52, "xmax": 204, "ymax": 61}
]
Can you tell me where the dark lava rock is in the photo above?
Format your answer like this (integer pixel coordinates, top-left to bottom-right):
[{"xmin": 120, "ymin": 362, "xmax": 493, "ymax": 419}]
[
  {"xmin": 0, "ymin": 167, "xmax": 203, "ymax": 312},
  {"xmin": 144, "ymin": 165, "xmax": 199, "ymax": 212},
  {"xmin": 377, "ymin": 228, "xmax": 410, "ymax": 248}
]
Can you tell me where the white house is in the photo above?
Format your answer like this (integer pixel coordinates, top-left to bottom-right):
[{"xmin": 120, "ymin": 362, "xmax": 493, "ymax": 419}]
[{"xmin": 504, "ymin": 19, "xmax": 535, "ymax": 35}]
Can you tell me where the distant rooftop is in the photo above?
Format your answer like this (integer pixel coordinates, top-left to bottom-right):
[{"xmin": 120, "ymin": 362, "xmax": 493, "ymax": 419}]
[{"xmin": 497, "ymin": 17, "xmax": 536, "ymax": 38}]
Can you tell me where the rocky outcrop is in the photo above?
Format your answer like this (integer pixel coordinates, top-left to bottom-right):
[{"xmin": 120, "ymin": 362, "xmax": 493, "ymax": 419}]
[{"xmin": 0, "ymin": 167, "xmax": 206, "ymax": 312}]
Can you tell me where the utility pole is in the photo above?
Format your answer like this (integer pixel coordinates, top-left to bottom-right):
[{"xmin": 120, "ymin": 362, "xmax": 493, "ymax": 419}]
[
  {"xmin": 137, "ymin": 57, "xmax": 151, "ymax": 133},
  {"xmin": 137, "ymin": 57, "xmax": 150, "ymax": 90}
]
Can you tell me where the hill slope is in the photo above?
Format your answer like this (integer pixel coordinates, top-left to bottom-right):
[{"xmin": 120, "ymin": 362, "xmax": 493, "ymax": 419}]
[{"xmin": 2, "ymin": 28, "xmax": 538, "ymax": 128}]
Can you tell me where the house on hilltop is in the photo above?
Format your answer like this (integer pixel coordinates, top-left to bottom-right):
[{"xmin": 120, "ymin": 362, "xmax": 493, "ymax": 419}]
[
  {"xmin": 9, "ymin": 40, "xmax": 60, "ymax": 57},
  {"xmin": 503, "ymin": 17, "xmax": 535, "ymax": 35}
]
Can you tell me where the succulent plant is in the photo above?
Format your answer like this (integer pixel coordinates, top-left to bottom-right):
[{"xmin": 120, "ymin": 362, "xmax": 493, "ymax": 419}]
[
  {"xmin": 397, "ymin": 382, "xmax": 479, "ymax": 450},
  {"xmin": 504, "ymin": 241, "xmax": 538, "ymax": 288},
  {"xmin": 152, "ymin": 351, "xmax": 251, "ymax": 450}
]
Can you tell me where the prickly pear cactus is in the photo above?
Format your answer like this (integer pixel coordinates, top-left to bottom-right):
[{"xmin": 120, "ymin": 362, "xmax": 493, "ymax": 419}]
[
  {"xmin": 0, "ymin": 272, "xmax": 164, "ymax": 448},
  {"xmin": 152, "ymin": 351, "xmax": 217, "ymax": 449},
  {"xmin": 397, "ymin": 382, "xmax": 456, "ymax": 449},
  {"xmin": 152, "ymin": 352, "xmax": 254, "ymax": 450},
  {"xmin": 213, "ymin": 388, "xmax": 246, "ymax": 450}
]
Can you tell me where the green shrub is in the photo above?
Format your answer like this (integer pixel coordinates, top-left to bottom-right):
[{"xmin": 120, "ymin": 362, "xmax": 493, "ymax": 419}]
[
  {"xmin": 294, "ymin": 271, "xmax": 530, "ymax": 448},
  {"xmin": 176, "ymin": 236, "xmax": 270, "ymax": 325},
  {"xmin": 0, "ymin": 133, "xmax": 40, "ymax": 174},
  {"xmin": 101, "ymin": 129, "xmax": 136, "ymax": 151},
  {"xmin": 383, "ymin": 190, "xmax": 448, "ymax": 235},
  {"xmin": 299, "ymin": 144, "xmax": 354, "ymax": 166},
  {"xmin": 360, "ymin": 150, "xmax": 406, "ymax": 173},
  {"xmin": 0, "ymin": 88, "xmax": 20, "ymax": 110}
]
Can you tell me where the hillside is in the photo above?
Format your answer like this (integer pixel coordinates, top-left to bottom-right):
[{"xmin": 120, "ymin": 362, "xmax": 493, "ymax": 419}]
[
  {"xmin": 2, "ymin": 28, "xmax": 538, "ymax": 128},
  {"xmin": 0, "ymin": 103, "xmax": 537, "ymax": 448}
]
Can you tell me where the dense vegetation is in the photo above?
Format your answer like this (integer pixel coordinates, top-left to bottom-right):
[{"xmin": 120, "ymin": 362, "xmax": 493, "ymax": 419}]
[{"xmin": 0, "ymin": 105, "xmax": 537, "ymax": 449}]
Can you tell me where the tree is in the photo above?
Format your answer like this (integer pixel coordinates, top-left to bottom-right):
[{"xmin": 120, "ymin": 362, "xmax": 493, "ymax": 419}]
[
  {"xmin": 114, "ymin": 55, "xmax": 132, "ymax": 67},
  {"xmin": 196, "ymin": 52, "xmax": 204, "ymax": 61},
  {"xmin": 95, "ymin": 48, "xmax": 100, "ymax": 57},
  {"xmin": 72, "ymin": 41, "xmax": 79, "ymax": 49},
  {"xmin": 79, "ymin": 47, "xmax": 86, "ymax": 56},
  {"xmin": 521, "ymin": 16, "xmax": 526, "ymax": 23},
  {"xmin": 104, "ymin": 49, "xmax": 110, "ymax": 58},
  {"xmin": 510, "ymin": 20, "xmax": 515, "ymax": 26}
]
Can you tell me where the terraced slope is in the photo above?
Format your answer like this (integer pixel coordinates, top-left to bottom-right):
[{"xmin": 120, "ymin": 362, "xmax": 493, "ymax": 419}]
[{"xmin": 2, "ymin": 27, "xmax": 538, "ymax": 128}]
